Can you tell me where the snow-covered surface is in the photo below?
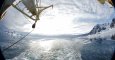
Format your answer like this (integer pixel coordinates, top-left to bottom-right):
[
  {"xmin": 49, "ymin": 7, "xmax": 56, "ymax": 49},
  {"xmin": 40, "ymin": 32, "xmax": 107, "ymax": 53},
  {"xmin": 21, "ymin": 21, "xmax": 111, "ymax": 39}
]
[
  {"xmin": 1, "ymin": 0, "xmax": 114, "ymax": 35},
  {"xmin": 87, "ymin": 18, "xmax": 115, "ymax": 39},
  {"xmin": 88, "ymin": 28, "xmax": 115, "ymax": 39},
  {"xmin": 0, "ymin": 0, "xmax": 115, "ymax": 60}
]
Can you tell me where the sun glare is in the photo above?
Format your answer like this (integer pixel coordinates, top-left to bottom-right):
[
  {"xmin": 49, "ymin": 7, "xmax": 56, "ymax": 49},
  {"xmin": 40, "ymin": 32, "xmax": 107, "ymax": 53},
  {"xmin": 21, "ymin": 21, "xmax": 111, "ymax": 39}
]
[
  {"xmin": 29, "ymin": 40, "xmax": 55, "ymax": 51},
  {"xmin": 22, "ymin": 7, "xmax": 77, "ymax": 35}
]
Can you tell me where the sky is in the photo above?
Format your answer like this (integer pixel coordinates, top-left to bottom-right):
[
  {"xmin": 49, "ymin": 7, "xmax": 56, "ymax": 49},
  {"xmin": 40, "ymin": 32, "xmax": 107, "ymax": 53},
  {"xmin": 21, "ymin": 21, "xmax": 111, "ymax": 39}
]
[
  {"xmin": 1, "ymin": 0, "xmax": 115, "ymax": 59},
  {"xmin": 0, "ymin": 0, "xmax": 115, "ymax": 35}
]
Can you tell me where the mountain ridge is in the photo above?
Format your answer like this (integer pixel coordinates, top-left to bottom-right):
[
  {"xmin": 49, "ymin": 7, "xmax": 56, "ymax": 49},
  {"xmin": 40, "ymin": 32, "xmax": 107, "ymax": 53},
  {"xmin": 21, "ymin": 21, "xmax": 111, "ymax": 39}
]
[{"xmin": 87, "ymin": 18, "xmax": 115, "ymax": 40}]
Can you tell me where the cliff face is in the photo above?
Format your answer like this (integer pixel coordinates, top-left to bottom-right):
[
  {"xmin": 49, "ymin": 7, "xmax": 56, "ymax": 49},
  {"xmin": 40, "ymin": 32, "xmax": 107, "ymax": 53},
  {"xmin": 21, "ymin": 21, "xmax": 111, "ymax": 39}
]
[
  {"xmin": 110, "ymin": 18, "xmax": 115, "ymax": 28},
  {"xmin": 88, "ymin": 18, "xmax": 115, "ymax": 40},
  {"xmin": 111, "ymin": 34, "xmax": 115, "ymax": 40},
  {"xmin": 110, "ymin": 19, "xmax": 115, "ymax": 40},
  {"xmin": 89, "ymin": 23, "xmax": 109, "ymax": 34}
]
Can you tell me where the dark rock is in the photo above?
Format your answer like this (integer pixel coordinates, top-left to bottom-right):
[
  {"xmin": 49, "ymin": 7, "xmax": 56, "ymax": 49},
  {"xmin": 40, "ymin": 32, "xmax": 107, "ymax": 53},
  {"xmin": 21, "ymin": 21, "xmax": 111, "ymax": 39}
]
[
  {"xmin": 89, "ymin": 24, "xmax": 107, "ymax": 34},
  {"xmin": 111, "ymin": 34, "xmax": 115, "ymax": 40},
  {"xmin": 110, "ymin": 18, "xmax": 115, "ymax": 28}
]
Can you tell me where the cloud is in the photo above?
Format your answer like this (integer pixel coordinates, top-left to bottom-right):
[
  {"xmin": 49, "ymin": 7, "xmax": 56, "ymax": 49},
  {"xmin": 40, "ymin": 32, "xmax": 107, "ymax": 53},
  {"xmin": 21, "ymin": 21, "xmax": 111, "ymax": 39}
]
[{"xmin": 0, "ymin": 0, "xmax": 114, "ymax": 35}]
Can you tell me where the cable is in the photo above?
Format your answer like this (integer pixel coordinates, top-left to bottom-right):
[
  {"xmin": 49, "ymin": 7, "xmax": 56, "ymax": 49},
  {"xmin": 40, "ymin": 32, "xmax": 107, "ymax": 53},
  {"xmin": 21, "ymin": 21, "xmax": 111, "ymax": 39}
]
[
  {"xmin": 1, "ymin": 0, "xmax": 35, "ymax": 52},
  {"xmin": 21, "ymin": 6, "xmax": 33, "ymax": 24},
  {"xmin": 2, "ymin": 29, "xmax": 34, "ymax": 52},
  {"xmin": 23, "ymin": 13, "xmax": 33, "ymax": 24}
]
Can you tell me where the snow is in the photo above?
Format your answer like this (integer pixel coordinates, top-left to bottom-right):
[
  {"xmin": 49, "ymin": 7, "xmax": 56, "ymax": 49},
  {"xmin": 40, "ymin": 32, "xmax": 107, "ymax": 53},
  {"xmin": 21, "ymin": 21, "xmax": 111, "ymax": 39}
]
[
  {"xmin": 1, "ymin": 0, "xmax": 114, "ymax": 35},
  {"xmin": 0, "ymin": 0, "xmax": 115, "ymax": 60},
  {"xmin": 88, "ymin": 28, "xmax": 115, "ymax": 39}
]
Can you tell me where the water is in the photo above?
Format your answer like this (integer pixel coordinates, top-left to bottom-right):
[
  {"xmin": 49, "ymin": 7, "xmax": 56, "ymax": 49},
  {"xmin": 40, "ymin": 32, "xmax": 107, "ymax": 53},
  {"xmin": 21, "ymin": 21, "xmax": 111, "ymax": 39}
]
[
  {"xmin": 3, "ymin": 37, "xmax": 114, "ymax": 60},
  {"xmin": 6, "ymin": 38, "xmax": 87, "ymax": 60},
  {"xmin": 0, "ymin": 0, "xmax": 115, "ymax": 60}
]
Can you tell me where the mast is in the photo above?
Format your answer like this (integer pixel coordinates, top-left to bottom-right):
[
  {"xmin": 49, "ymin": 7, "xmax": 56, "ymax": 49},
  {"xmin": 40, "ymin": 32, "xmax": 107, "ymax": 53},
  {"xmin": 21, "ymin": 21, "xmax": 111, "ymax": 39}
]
[
  {"xmin": 0, "ymin": 0, "xmax": 53, "ymax": 28},
  {"xmin": 12, "ymin": 0, "xmax": 53, "ymax": 28}
]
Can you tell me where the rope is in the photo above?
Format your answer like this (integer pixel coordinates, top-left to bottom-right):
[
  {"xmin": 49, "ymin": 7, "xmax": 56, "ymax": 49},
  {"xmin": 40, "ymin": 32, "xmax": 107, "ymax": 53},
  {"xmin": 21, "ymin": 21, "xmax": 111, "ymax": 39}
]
[
  {"xmin": 21, "ymin": 6, "xmax": 33, "ymax": 24},
  {"xmin": 2, "ymin": 29, "xmax": 34, "ymax": 52},
  {"xmin": 1, "ymin": 0, "xmax": 35, "ymax": 52},
  {"xmin": 23, "ymin": 13, "xmax": 33, "ymax": 24}
]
